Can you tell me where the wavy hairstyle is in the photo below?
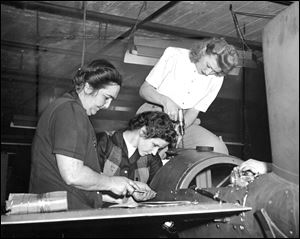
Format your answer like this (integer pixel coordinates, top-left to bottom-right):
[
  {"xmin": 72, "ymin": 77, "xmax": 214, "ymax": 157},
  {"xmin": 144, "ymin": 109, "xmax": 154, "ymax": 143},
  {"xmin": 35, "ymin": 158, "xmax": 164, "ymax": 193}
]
[
  {"xmin": 127, "ymin": 111, "xmax": 177, "ymax": 146},
  {"xmin": 73, "ymin": 59, "xmax": 122, "ymax": 93},
  {"xmin": 189, "ymin": 37, "xmax": 239, "ymax": 76}
]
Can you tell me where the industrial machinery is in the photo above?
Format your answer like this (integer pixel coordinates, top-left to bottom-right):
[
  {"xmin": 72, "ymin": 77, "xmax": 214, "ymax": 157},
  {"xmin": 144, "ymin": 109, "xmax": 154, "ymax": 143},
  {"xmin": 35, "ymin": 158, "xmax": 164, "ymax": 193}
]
[
  {"xmin": 149, "ymin": 2, "xmax": 299, "ymax": 238},
  {"xmin": 150, "ymin": 150, "xmax": 243, "ymax": 191}
]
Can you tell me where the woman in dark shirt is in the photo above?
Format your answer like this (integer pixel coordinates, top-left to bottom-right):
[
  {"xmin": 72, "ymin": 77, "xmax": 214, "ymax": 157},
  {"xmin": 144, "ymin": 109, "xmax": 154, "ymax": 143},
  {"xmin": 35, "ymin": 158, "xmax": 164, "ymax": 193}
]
[{"xmin": 29, "ymin": 59, "xmax": 155, "ymax": 210}]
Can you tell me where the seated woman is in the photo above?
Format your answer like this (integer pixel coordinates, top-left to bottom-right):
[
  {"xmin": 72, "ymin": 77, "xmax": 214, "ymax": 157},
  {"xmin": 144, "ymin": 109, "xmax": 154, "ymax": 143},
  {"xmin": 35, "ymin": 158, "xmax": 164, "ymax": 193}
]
[{"xmin": 96, "ymin": 111, "xmax": 177, "ymax": 201}]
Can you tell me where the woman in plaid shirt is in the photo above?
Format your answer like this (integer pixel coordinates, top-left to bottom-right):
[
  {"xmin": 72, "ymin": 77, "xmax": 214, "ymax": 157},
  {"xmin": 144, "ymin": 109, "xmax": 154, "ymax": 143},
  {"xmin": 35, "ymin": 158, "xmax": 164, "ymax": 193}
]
[{"xmin": 97, "ymin": 111, "xmax": 177, "ymax": 201}]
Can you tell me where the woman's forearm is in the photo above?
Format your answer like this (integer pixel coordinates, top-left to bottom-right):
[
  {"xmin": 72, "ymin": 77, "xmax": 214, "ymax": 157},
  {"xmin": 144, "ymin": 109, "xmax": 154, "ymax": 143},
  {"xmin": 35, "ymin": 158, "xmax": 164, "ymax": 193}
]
[
  {"xmin": 56, "ymin": 154, "xmax": 112, "ymax": 191},
  {"xmin": 68, "ymin": 166, "xmax": 113, "ymax": 191},
  {"xmin": 139, "ymin": 81, "xmax": 169, "ymax": 107},
  {"xmin": 184, "ymin": 108, "xmax": 200, "ymax": 128}
]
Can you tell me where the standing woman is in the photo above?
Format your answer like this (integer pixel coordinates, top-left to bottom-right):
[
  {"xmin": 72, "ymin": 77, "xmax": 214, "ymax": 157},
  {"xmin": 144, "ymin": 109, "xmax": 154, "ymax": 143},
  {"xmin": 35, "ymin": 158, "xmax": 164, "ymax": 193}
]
[
  {"xmin": 29, "ymin": 59, "xmax": 154, "ymax": 210},
  {"xmin": 138, "ymin": 38, "xmax": 239, "ymax": 154}
]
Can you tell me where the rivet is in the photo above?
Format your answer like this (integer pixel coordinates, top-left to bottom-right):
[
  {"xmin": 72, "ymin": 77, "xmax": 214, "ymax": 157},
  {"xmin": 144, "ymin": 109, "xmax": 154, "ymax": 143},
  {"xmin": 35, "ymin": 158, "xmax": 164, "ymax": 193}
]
[
  {"xmin": 216, "ymin": 224, "xmax": 220, "ymax": 229},
  {"xmin": 233, "ymin": 225, "xmax": 237, "ymax": 230},
  {"xmin": 289, "ymin": 230, "xmax": 293, "ymax": 235},
  {"xmin": 240, "ymin": 225, "xmax": 245, "ymax": 230}
]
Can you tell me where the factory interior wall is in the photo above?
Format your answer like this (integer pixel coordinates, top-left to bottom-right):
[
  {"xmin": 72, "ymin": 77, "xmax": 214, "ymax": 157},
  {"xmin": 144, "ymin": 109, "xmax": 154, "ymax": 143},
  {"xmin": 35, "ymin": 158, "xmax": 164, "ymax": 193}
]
[{"xmin": 263, "ymin": 1, "xmax": 299, "ymax": 184}]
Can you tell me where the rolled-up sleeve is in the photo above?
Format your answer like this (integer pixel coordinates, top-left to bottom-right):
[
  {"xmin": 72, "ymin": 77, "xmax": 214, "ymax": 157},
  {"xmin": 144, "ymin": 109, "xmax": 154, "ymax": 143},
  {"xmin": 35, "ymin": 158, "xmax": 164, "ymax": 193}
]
[{"xmin": 51, "ymin": 103, "xmax": 89, "ymax": 160}]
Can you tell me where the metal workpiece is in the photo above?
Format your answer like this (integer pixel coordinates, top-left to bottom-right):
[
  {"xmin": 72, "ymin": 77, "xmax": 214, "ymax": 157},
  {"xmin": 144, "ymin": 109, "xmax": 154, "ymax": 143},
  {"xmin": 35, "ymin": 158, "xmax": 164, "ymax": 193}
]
[
  {"xmin": 178, "ymin": 109, "xmax": 185, "ymax": 136},
  {"xmin": 150, "ymin": 150, "xmax": 243, "ymax": 192}
]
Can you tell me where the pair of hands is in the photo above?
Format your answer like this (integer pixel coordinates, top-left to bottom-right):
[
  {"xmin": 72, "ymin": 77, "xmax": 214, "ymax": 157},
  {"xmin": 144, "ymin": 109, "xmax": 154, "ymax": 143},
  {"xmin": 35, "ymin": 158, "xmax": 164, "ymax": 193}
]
[
  {"xmin": 163, "ymin": 98, "xmax": 183, "ymax": 148},
  {"xmin": 235, "ymin": 159, "xmax": 269, "ymax": 175},
  {"xmin": 163, "ymin": 97, "xmax": 180, "ymax": 121},
  {"xmin": 107, "ymin": 176, "xmax": 156, "ymax": 203}
]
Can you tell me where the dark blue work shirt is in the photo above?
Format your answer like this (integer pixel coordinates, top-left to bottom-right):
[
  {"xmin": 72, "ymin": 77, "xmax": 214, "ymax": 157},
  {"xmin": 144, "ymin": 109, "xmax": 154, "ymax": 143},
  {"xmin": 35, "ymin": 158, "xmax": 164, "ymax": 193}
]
[{"xmin": 29, "ymin": 91, "xmax": 102, "ymax": 210}]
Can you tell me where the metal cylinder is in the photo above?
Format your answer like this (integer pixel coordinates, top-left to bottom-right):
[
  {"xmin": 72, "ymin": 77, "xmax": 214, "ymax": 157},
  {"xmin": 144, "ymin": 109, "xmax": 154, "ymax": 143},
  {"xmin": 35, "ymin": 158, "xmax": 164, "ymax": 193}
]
[
  {"xmin": 150, "ymin": 150, "xmax": 243, "ymax": 191},
  {"xmin": 178, "ymin": 109, "xmax": 185, "ymax": 136}
]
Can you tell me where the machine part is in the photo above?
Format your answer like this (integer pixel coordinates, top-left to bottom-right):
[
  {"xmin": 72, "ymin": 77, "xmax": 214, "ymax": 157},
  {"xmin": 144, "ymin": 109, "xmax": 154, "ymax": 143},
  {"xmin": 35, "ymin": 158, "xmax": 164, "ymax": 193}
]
[
  {"xmin": 165, "ymin": 149, "xmax": 178, "ymax": 158},
  {"xmin": 196, "ymin": 146, "xmax": 214, "ymax": 152},
  {"xmin": 191, "ymin": 186, "xmax": 227, "ymax": 203},
  {"xmin": 255, "ymin": 208, "xmax": 288, "ymax": 238},
  {"xmin": 230, "ymin": 167, "xmax": 259, "ymax": 187},
  {"xmin": 178, "ymin": 109, "xmax": 185, "ymax": 136},
  {"xmin": 162, "ymin": 221, "xmax": 177, "ymax": 235},
  {"xmin": 150, "ymin": 150, "xmax": 243, "ymax": 191}
]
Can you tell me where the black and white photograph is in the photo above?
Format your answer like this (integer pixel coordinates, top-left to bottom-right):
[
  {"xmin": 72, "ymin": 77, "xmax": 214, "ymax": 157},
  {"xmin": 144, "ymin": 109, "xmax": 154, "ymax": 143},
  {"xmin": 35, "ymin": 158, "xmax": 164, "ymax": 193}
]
[{"xmin": 1, "ymin": 1, "xmax": 298, "ymax": 238}]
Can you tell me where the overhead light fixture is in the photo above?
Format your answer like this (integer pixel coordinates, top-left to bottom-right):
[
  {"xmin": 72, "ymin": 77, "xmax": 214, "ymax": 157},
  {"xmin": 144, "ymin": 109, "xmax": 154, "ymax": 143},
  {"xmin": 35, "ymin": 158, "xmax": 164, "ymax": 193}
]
[
  {"xmin": 124, "ymin": 31, "xmax": 161, "ymax": 66},
  {"xmin": 124, "ymin": 49, "xmax": 159, "ymax": 66},
  {"xmin": 124, "ymin": 36, "xmax": 167, "ymax": 66}
]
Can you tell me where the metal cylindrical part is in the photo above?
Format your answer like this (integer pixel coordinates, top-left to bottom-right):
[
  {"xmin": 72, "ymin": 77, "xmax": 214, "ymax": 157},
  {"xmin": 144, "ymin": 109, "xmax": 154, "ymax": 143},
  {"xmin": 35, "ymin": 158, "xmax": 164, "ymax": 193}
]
[
  {"xmin": 178, "ymin": 109, "xmax": 185, "ymax": 136},
  {"xmin": 150, "ymin": 150, "xmax": 243, "ymax": 191}
]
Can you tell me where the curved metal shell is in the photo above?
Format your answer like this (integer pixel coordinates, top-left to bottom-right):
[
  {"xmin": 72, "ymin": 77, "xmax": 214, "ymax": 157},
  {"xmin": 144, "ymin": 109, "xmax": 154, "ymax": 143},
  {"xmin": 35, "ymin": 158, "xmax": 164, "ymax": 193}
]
[{"xmin": 150, "ymin": 149, "xmax": 243, "ymax": 191}]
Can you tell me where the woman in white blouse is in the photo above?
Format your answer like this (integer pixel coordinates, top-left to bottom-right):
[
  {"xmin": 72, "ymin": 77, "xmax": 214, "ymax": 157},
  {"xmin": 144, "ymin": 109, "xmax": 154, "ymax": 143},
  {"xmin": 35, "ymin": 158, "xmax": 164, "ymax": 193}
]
[{"xmin": 137, "ymin": 37, "xmax": 239, "ymax": 155}]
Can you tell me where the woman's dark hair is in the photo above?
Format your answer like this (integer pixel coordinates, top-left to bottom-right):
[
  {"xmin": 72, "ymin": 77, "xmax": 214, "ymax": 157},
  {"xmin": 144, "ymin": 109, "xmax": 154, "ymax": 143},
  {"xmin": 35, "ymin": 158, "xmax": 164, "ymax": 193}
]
[
  {"xmin": 127, "ymin": 111, "xmax": 177, "ymax": 145},
  {"xmin": 73, "ymin": 59, "xmax": 122, "ymax": 93},
  {"xmin": 189, "ymin": 37, "xmax": 239, "ymax": 76}
]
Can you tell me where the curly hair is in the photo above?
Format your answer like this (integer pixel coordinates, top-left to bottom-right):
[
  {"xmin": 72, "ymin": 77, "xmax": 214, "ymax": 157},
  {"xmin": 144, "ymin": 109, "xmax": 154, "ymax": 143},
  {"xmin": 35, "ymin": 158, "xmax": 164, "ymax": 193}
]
[
  {"xmin": 73, "ymin": 59, "xmax": 122, "ymax": 93},
  {"xmin": 127, "ymin": 111, "xmax": 177, "ymax": 145},
  {"xmin": 189, "ymin": 37, "xmax": 240, "ymax": 76}
]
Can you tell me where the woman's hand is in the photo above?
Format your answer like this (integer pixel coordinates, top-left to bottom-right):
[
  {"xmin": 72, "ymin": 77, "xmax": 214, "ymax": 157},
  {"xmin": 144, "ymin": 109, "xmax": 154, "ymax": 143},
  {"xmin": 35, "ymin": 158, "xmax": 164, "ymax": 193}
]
[
  {"xmin": 162, "ymin": 97, "xmax": 180, "ymax": 121},
  {"xmin": 131, "ymin": 181, "xmax": 157, "ymax": 201},
  {"xmin": 237, "ymin": 159, "xmax": 269, "ymax": 175},
  {"xmin": 108, "ymin": 176, "xmax": 139, "ymax": 196}
]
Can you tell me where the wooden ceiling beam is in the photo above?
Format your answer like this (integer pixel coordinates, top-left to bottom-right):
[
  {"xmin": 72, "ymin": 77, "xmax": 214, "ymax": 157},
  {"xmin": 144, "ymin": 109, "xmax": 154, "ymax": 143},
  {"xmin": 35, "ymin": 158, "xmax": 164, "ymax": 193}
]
[
  {"xmin": 268, "ymin": 1, "xmax": 294, "ymax": 6},
  {"xmin": 98, "ymin": 1, "xmax": 180, "ymax": 54},
  {"xmin": 2, "ymin": 1, "xmax": 262, "ymax": 50},
  {"xmin": 1, "ymin": 40, "xmax": 124, "ymax": 62}
]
